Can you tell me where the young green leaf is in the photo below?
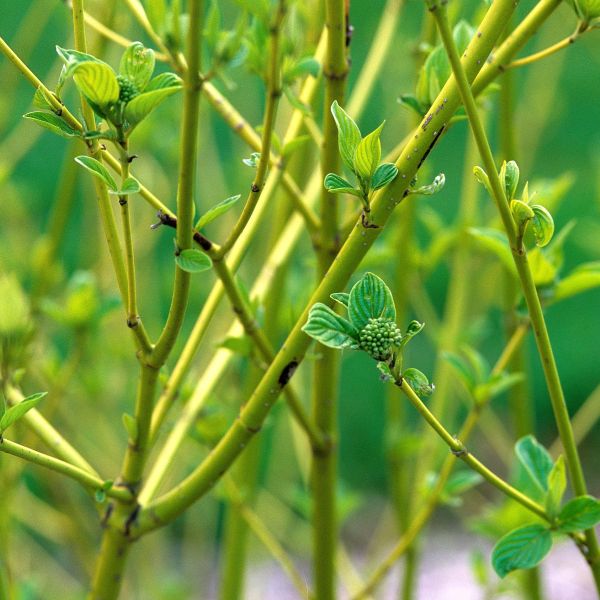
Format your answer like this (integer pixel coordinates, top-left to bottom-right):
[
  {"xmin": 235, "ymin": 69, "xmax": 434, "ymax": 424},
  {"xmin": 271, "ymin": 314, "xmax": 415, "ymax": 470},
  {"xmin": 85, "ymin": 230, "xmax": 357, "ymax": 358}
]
[
  {"xmin": 32, "ymin": 86, "xmax": 54, "ymax": 111},
  {"xmin": 330, "ymin": 292, "xmax": 349, "ymax": 308},
  {"xmin": 468, "ymin": 227, "xmax": 517, "ymax": 276},
  {"xmin": 285, "ymin": 56, "xmax": 320, "ymax": 81},
  {"xmin": 284, "ymin": 87, "xmax": 312, "ymax": 115},
  {"xmin": 491, "ymin": 524, "xmax": 552, "ymax": 578},
  {"xmin": 348, "ymin": 272, "xmax": 396, "ymax": 330},
  {"xmin": 376, "ymin": 361, "xmax": 394, "ymax": 382},
  {"xmin": 402, "ymin": 368, "xmax": 434, "ymax": 400},
  {"xmin": 218, "ymin": 335, "xmax": 253, "ymax": 357},
  {"xmin": 515, "ymin": 435, "xmax": 554, "ymax": 494},
  {"xmin": 120, "ymin": 42, "xmax": 155, "ymax": 90},
  {"xmin": 354, "ymin": 122, "xmax": 384, "ymax": 181},
  {"xmin": 243, "ymin": 152, "xmax": 261, "ymax": 168},
  {"xmin": 530, "ymin": 205, "xmax": 554, "ymax": 247},
  {"xmin": 371, "ymin": 163, "xmax": 398, "ymax": 190},
  {"xmin": 502, "ymin": 160, "xmax": 520, "ymax": 201},
  {"xmin": 566, "ymin": 0, "xmax": 600, "ymax": 22},
  {"xmin": 124, "ymin": 84, "xmax": 182, "ymax": 127},
  {"xmin": 398, "ymin": 94, "xmax": 426, "ymax": 117},
  {"xmin": 175, "ymin": 249, "xmax": 213, "ymax": 273},
  {"xmin": 476, "ymin": 372, "xmax": 524, "ymax": 403},
  {"xmin": 95, "ymin": 488, "xmax": 107, "ymax": 503},
  {"xmin": 410, "ymin": 173, "xmax": 445, "ymax": 195},
  {"xmin": 552, "ymin": 262, "xmax": 600, "ymax": 303},
  {"xmin": 73, "ymin": 62, "xmax": 120, "ymax": 108},
  {"xmin": 0, "ymin": 392, "xmax": 46, "ymax": 434},
  {"xmin": 324, "ymin": 173, "xmax": 362, "ymax": 196},
  {"xmin": 108, "ymin": 176, "xmax": 141, "ymax": 196},
  {"xmin": 399, "ymin": 320, "xmax": 424, "ymax": 349},
  {"xmin": 74, "ymin": 156, "xmax": 118, "ymax": 191},
  {"xmin": 282, "ymin": 135, "xmax": 310, "ymax": 158},
  {"xmin": 556, "ymin": 496, "xmax": 600, "ymax": 533},
  {"xmin": 473, "ymin": 165, "xmax": 493, "ymax": 196},
  {"xmin": 145, "ymin": 72, "xmax": 183, "ymax": 92},
  {"xmin": 545, "ymin": 455, "xmax": 566, "ymax": 519},
  {"xmin": 511, "ymin": 199, "xmax": 534, "ymax": 225},
  {"xmin": 23, "ymin": 112, "xmax": 81, "ymax": 139},
  {"xmin": 330, "ymin": 100, "xmax": 361, "ymax": 172},
  {"xmin": 302, "ymin": 303, "xmax": 360, "ymax": 350},
  {"xmin": 442, "ymin": 351, "xmax": 476, "ymax": 392},
  {"xmin": 196, "ymin": 194, "xmax": 242, "ymax": 229},
  {"xmin": 444, "ymin": 470, "xmax": 483, "ymax": 497},
  {"xmin": 56, "ymin": 46, "xmax": 104, "ymax": 78}
]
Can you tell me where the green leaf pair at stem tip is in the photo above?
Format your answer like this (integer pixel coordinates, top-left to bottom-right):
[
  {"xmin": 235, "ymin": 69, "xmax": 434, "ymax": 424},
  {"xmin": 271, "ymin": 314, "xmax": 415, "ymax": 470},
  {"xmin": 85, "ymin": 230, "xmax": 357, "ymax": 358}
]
[
  {"xmin": 74, "ymin": 156, "xmax": 140, "ymax": 196},
  {"xmin": 475, "ymin": 160, "xmax": 555, "ymax": 248},
  {"xmin": 324, "ymin": 101, "xmax": 398, "ymax": 210},
  {"xmin": 303, "ymin": 273, "xmax": 431, "ymax": 397},
  {"xmin": 491, "ymin": 435, "xmax": 600, "ymax": 578},
  {"xmin": 24, "ymin": 43, "xmax": 182, "ymax": 143}
]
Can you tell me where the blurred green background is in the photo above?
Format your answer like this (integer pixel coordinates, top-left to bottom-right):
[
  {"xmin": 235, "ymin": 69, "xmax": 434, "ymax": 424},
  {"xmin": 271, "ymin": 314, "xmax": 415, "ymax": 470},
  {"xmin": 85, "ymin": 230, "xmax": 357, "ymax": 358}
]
[{"xmin": 1, "ymin": 0, "xmax": 600, "ymax": 597}]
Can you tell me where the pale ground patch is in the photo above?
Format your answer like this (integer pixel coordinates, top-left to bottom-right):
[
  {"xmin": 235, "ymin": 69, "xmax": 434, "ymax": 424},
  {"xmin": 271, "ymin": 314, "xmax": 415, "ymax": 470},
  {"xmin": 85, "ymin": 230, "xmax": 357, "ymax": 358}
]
[{"xmin": 242, "ymin": 528, "xmax": 596, "ymax": 600}]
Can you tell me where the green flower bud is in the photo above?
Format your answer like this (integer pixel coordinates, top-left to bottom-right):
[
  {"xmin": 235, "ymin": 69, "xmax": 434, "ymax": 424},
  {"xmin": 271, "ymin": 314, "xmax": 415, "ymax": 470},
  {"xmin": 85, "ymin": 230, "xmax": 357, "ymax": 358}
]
[
  {"xmin": 116, "ymin": 75, "xmax": 140, "ymax": 103},
  {"xmin": 359, "ymin": 317, "xmax": 402, "ymax": 360}
]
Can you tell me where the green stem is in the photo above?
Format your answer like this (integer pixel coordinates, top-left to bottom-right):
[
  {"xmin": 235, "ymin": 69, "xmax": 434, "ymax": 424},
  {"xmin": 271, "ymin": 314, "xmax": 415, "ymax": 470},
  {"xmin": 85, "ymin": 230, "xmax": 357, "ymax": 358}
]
[
  {"xmin": 89, "ymin": 2, "xmax": 203, "ymax": 598},
  {"xmin": 506, "ymin": 22, "xmax": 588, "ymax": 70},
  {"xmin": 225, "ymin": 479, "xmax": 313, "ymax": 599},
  {"xmin": 115, "ymin": 139, "xmax": 152, "ymax": 354},
  {"xmin": 211, "ymin": 260, "xmax": 327, "ymax": 451},
  {"xmin": 150, "ymin": 0, "xmax": 203, "ymax": 367},
  {"xmin": 70, "ymin": 0, "xmax": 130, "ymax": 311},
  {"xmin": 550, "ymin": 383, "xmax": 600, "ymax": 455},
  {"xmin": 431, "ymin": 0, "xmax": 600, "ymax": 588},
  {"xmin": 219, "ymin": 442, "xmax": 261, "ymax": 600},
  {"xmin": 0, "ymin": 438, "xmax": 131, "ymax": 502},
  {"xmin": 144, "ymin": 10, "xmax": 405, "ymax": 500},
  {"xmin": 312, "ymin": 0, "xmax": 348, "ymax": 597},
  {"xmin": 5, "ymin": 385, "xmax": 98, "ymax": 475},
  {"xmin": 88, "ymin": 363, "xmax": 159, "ymax": 599},
  {"xmin": 354, "ymin": 322, "xmax": 530, "ymax": 598},
  {"xmin": 214, "ymin": 1, "xmax": 286, "ymax": 259},
  {"xmin": 147, "ymin": 41, "xmax": 326, "ymax": 446},
  {"xmin": 396, "ymin": 376, "xmax": 544, "ymax": 516},
  {"xmin": 133, "ymin": 0, "xmax": 521, "ymax": 536},
  {"xmin": 402, "ymin": 106, "xmax": 485, "ymax": 600}
]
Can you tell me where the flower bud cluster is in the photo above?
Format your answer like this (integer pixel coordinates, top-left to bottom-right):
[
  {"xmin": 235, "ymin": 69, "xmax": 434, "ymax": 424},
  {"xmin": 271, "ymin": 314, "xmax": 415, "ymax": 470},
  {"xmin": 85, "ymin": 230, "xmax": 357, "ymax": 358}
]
[
  {"xmin": 117, "ymin": 75, "xmax": 139, "ymax": 103},
  {"xmin": 359, "ymin": 317, "xmax": 402, "ymax": 360}
]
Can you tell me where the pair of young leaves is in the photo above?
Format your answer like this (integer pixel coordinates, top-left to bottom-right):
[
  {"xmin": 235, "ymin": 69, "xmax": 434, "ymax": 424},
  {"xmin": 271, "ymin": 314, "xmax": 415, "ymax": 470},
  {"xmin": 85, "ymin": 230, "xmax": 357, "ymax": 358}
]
[
  {"xmin": 492, "ymin": 435, "xmax": 600, "ymax": 578},
  {"xmin": 25, "ymin": 43, "xmax": 182, "ymax": 144},
  {"xmin": 302, "ymin": 273, "xmax": 431, "ymax": 398},
  {"xmin": 324, "ymin": 102, "xmax": 398, "ymax": 206},
  {"xmin": 474, "ymin": 160, "xmax": 555, "ymax": 249},
  {"xmin": 302, "ymin": 272, "xmax": 396, "ymax": 352},
  {"xmin": 57, "ymin": 43, "xmax": 182, "ymax": 133}
]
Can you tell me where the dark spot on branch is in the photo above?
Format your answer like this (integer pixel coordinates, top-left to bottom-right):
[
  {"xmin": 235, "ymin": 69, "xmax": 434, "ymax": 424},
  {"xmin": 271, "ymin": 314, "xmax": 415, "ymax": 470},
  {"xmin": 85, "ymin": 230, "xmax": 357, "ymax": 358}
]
[
  {"xmin": 417, "ymin": 125, "xmax": 445, "ymax": 172},
  {"xmin": 278, "ymin": 360, "xmax": 299, "ymax": 387},
  {"xmin": 193, "ymin": 231, "xmax": 213, "ymax": 251},
  {"xmin": 124, "ymin": 504, "xmax": 141, "ymax": 537},
  {"xmin": 100, "ymin": 503, "xmax": 114, "ymax": 528}
]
